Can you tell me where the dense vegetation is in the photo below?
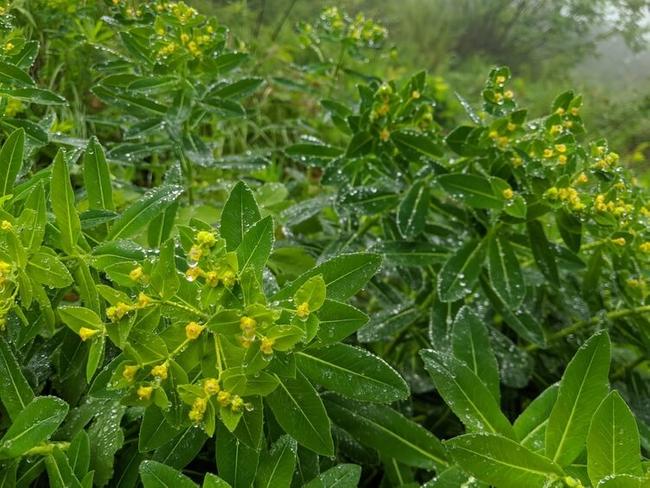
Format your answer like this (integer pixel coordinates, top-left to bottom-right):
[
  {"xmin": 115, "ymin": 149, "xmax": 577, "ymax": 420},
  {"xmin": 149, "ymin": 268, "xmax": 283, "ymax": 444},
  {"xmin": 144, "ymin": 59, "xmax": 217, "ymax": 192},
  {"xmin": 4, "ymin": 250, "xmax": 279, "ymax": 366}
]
[{"xmin": 0, "ymin": 1, "xmax": 648, "ymax": 487}]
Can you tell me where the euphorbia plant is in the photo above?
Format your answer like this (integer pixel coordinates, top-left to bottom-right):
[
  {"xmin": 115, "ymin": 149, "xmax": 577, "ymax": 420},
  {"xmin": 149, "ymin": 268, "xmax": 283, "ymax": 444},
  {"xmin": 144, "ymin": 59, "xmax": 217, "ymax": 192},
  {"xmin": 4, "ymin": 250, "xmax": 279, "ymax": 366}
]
[{"xmin": 0, "ymin": 133, "xmax": 422, "ymax": 486}]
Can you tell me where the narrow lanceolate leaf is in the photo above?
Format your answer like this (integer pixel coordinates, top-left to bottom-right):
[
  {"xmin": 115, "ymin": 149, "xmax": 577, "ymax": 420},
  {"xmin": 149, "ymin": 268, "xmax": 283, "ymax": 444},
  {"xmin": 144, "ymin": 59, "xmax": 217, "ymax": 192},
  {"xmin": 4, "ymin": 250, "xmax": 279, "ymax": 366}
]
[
  {"xmin": 451, "ymin": 306, "xmax": 501, "ymax": 402},
  {"xmin": 586, "ymin": 391, "xmax": 643, "ymax": 485},
  {"xmin": 437, "ymin": 239, "xmax": 485, "ymax": 302},
  {"xmin": 438, "ymin": 173, "xmax": 503, "ymax": 209},
  {"xmin": 255, "ymin": 435, "xmax": 297, "ymax": 488},
  {"xmin": 324, "ymin": 395, "xmax": 449, "ymax": 470},
  {"xmin": 303, "ymin": 464, "xmax": 361, "ymax": 488},
  {"xmin": 273, "ymin": 253, "xmax": 381, "ymax": 302},
  {"xmin": 237, "ymin": 216, "xmax": 274, "ymax": 273},
  {"xmin": 0, "ymin": 396, "xmax": 69, "ymax": 460},
  {"xmin": 0, "ymin": 61, "xmax": 35, "ymax": 86},
  {"xmin": 151, "ymin": 239, "xmax": 180, "ymax": 300},
  {"xmin": 527, "ymin": 220, "xmax": 559, "ymax": 286},
  {"xmin": 0, "ymin": 128, "xmax": 25, "ymax": 197},
  {"xmin": 139, "ymin": 460, "xmax": 198, "ymax": 488},
  {"xmin": 514, "ymin": 384, "xmax": 559, "ymax": 452},
  {"xmin": 420, "ymin": 350, "xmax": 515, "ymax": 438},
  {"xmin": 0, "ymin": 336, "xmax": 35, "ymax": 420},
  {"xmin": 266, "ymin": 371, "xmax": 334, "ymax": 456},
  {"xmin": 397, "ymin": 181, "xmax": 429, "ymax": 238},
  {"xmin": 316, "ymin": 300, "xmax": 369, "ymax": 345},
  {"xmin": 107, "ymin": 185, "xmax": 183, "ymax": 240},
  {"xmin": 220, "ymin": 181, "xmax": 261, "ymax": 251},
  {"xmin": 545, "ymin": 330, "xmax": 611, "ymax": 466},
  {"xmin": 51, "ymin": 150, "xmax": 81, "ymax": 255},
  {"xmin": 296, "ymin": 344, "xmax": 409, "ymax": 403},
  {"xmin": 83, "ymin": 137, "xmax": 114, "ymax": 211},
  {"xmin": 446, "ymin": 433, "xmax": 564, "ymax": 488},
  {"xmin": 487, "ymin": 234, "xmax": 525, "ymax": 309},
  {"xmin": 216, "ymin": 417, "xmax": 259, "ymax": 488}
]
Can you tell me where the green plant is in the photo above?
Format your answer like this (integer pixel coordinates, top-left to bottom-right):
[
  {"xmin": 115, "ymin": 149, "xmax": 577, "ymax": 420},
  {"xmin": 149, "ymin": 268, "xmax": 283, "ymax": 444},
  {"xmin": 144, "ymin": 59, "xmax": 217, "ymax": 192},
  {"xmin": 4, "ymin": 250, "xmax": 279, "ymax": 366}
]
[{"xmin": 0, "ymin": 1, "xmax": 649, "ymax": 487}]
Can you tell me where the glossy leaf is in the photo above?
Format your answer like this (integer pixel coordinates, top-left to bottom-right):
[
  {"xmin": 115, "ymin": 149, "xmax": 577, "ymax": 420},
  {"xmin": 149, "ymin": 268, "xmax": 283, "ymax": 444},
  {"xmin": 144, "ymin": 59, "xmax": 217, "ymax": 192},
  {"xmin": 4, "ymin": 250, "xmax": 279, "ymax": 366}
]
[
  {"xmin": 586, "ymin": 391, "xmax": 643, "ymax": 485},
  {"xmin": 107, "ymin": 185, "xmax": 183, "ymax": 240},
  {"xmin": 487, "ymin": 234, "xmax": 525, "ymax": 309},
  {"xmin": 437, "ymin": 239, "xmax": 485, "ymax": 302},
  {"xmin": 0, "ymin": 396, "xmax": 68, "ymax": 459},
  {"xmin": 0, "ymin": 336, "xmax": 34, "ymax": 420},
  {"xmin": 446, "ymin": 433, "xmax": 564, "ymax": 488},
  {"xmin": 420, "ymin": 349, "xmax": 515, "ymax": 438},
  {"xmin": 545, "ymin": 330, "xmax": 611, "ymax": 466},
  {"xmin": 273, "ymin": 253, "xmax": 381, "ymax": 302},
  {"xmin": 0, "ymin": 128, "xmax": 25, "ymax": 197},
  {"xmin": 83, "ymin": 137, "xmax": 114, "ymax": 211},
  {"xmin": 296, "ymin": 344, "xmax": 409, "ymax": 403},
  {"xmin": 220, "ymin": 181, "xmax": 262, "ymax": 251},
  {"xmin": 451, "ymin": 306, "xmax": 500, "ymax": 402},
  {"xmin": 266, "ymin": 371, "xmax": 334, "ymax": 456},
  {"xmin": 397, "ymin": 181, "xmax": 429, "ymax": 238},
  {"xmin": 51, "ymin": 150, "xmax": 81, "ymax": 255},
  {"xmin": 324, "ymin": 395, "xmax": 448, "ymax": 470},
  {"xmin": 255, "ymin": 435, "xmax": 297, "ymax": 488}
]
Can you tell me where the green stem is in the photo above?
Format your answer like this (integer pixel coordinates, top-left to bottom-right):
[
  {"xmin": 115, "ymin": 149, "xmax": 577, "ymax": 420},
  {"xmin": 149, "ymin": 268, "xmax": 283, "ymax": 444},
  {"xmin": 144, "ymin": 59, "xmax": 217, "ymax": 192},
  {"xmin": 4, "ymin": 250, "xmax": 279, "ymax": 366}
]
[
  {"xmin": 24, "ymin": 442, "xmax": 70, "ymax": 456},
  {"xmin": 157, "ymin": 298, "xmax": 209, "ymax": 320},
  {"xmin": 526, "ymin": 304, "xmax": 650, "ymax": 352}
]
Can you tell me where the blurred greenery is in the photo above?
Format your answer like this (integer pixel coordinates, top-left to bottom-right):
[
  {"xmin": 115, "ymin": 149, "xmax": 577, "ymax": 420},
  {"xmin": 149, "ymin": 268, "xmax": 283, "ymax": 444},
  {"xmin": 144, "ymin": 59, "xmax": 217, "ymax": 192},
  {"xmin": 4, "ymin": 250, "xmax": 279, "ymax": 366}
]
[{"xmin": 192, "ymin": 0, "xmax": 650, "ymax": 179}]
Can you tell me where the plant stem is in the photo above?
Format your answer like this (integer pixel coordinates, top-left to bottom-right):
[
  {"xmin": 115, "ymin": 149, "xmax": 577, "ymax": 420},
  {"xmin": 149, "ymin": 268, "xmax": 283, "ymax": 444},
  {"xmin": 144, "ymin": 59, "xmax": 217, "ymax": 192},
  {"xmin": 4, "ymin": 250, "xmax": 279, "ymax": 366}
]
[{"xmin": 526, "ymin": 304, "xmax": 650, "ymax": 352}]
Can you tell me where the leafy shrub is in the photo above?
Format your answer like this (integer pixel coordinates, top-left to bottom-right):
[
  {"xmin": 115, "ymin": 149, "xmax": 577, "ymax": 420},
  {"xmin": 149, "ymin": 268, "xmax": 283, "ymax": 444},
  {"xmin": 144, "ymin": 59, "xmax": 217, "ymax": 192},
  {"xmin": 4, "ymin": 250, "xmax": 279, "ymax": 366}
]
[{"xmin": 0, "ymin": 1, "xmax": 649, "ymax": 487}]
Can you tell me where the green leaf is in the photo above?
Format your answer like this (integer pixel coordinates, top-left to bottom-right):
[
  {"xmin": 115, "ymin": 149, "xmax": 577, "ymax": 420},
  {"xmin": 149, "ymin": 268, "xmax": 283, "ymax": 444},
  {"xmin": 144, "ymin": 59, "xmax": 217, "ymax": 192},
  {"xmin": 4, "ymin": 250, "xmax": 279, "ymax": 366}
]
[
  {"xmin": 446, "ymin": 433, "xmax": 564, "ymax": 488},
  {"xmin": 139, "ymin": 460, "xmax": 198, "ymax": 488},
  {"xmin": 220, "ymin": 181, "xmax": 262, "ymax": 251},
  {"xmin": 266, "ymin": 371, "xmax": 334, "ymax": 456},
  {"xmin": 0, "ymin": 61, "xmax": 34, "ymax": 86},
  {"xmin": 45, "ymin": 448, "xmax": 83, "ymax": 488},
  {"xmin": 316, "ymin": 300, "xmax": 369, "ymax": 345},
  {"xmin": 294, "ymin": 275, "xmax": 326, "ymax": 312},
  {"xmin": 527, "ymin": 220, "xmax": 560, "ymax": 286},
  {"xmin": 420, "ymin": 349, "xmax": 515, "ymax": 438},
  {"xmin": 0, "ymin": 396, "xmax": 69, "ymax": 459},
  {"xmin": 83, "ymin": 137, "xmax": 114, "ymax": 211},
  {"xmin": 487, "ymin": 234, "xmax": 525, "ymax": 309},
  {"xmin": 324, "ymin": 395, "xmax": 448, "ymax": 470},
  {"xmin": 58, "ymin": 306, "xmax": 103, "ymax": 334},
  {"xmin": 0, "ymin": 128, "xmax": 25, "ymax": 197},
  {"xmin": 0, "ymin": 87, "xmax": 66, "ymax": 105},
  {"xmin": 216, "ymin": 422, "xmax": 259, "ymax": 488},
  {"xmin": 27, "ymin": 250, "xmax": 73, "ymax": 288},
  {"xmin": 87, "ymin": 336, "xmax": 105, "ymax": 381},
  {"xmin": 513, "ymin": 384, "xmax": 559, "ymax": 452},
  {"xmin": 297, "ymin": 344, "xmax": 409, "ymax": 403},
  {"xmin": 391, "ymin": 130, "xmax": 443, "ymax": 159},
  {"xmin": 273, "ymin": 253, "xmax": 381, "ymax": 302},
  {"xmin": 587, "ymin": 391, "xmax": 643, "ymax": 485},
  {"xmin": 596, "ymin": 475, "xmax": 646, "ymax": 488},
  {"xmin": 0, "ymin": 336, "xmax": 35, "ymax": 420},
  {"xmin": 437, "ymin": 239, "xmax": 485, "ymax": 302},
  {"xmin": 545, "ymin": 330, "xmax": 611, "ymax": 466},
  {"xmin": 203, "ymin": 473, "xmax": 232, "ymax": 487},
  {"xmin": 51, "ymin": 150, "xmax": 81, "ymax": 255},
  {"xmin": 139, "ymin": 407, "xmax": 181, "ymax": 452},
  {"xmin": 397, "ymin": 181, "xmax": 429, "ymax": 238},
  {"xmin": 67, "ymin": 431, "xmax": 90, "ymax": 481},
  {"xmin": 438, "ymin": 174, "xmax": 503, "ymax": 209},
  {"xmin": 237, "ymin": 216, "xmax": 274, "ymax": 273},
  {"xmin": 108, "ymin": 185, "xmax": 183, "ymax": 240},
  {"xmin": 451, "ymin": 306, "xmax": 500, "ymax": 402},
  {"xmin": 151, "ymin": 239, "xmax": 180, "ymax": 300},
  {"xmin": 303, "ymin": 464, "xmax": 362, "ymax": 488},
  {"xmin": 255, "ymin": 435, "xmax": 297, "ymax": 488}
]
